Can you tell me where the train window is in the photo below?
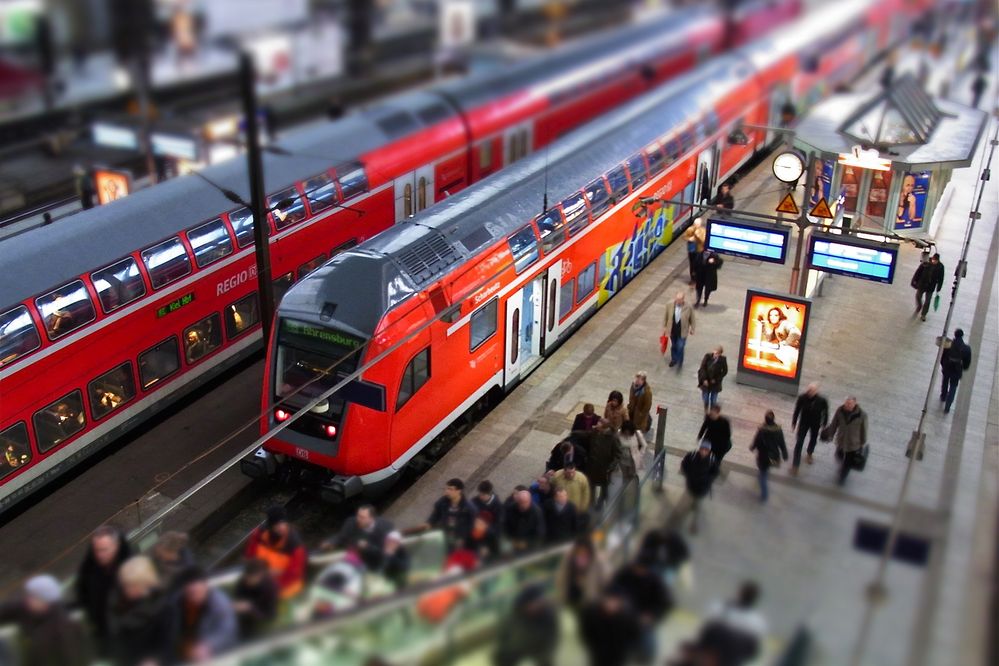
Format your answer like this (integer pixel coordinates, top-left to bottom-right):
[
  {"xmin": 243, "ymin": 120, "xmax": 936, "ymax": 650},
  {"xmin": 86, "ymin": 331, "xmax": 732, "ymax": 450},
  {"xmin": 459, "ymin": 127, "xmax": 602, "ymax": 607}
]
[
  {"xmin": 92, "ymin": 257, "xmax": 146, "ymax": 314},
  {"xmin": 330, "ymin": 239, "xmax": 358, "ymax": 258},
  {"xmin": 561, "ymin": 192, "xmax": 589, "ymax": 236},
  {"xmin": 139, "ymin": 337, "xmax": 180, "ymax": 390},
  {"xmin": 479, "ymin": 141, "xmax": 493, "ymax": 171},
  {"xmin": 509, "ymin": 309, "xmax": 519, "ymax": 365},
  {"xmin": 584, "ymin": 178, "xmax": 611, "ymax": 219},
  {"xmin": 298, "ymin": 255, "xmax": 326, "ymax": 279},
  {"xmin": 402, "ymin": 183, "xmax": 413, "ymax": 218},
  {"xmin": 559, "ymin": 279, "xmax": 575, "ymax": 319},
  {"xmin": 548, "ymin": 280, "xmax": 557, "ymax": 331},
  {"xmin": 273, "ymin": 272, "xmax": 294, "ymax": 305},
  {"xmin": 680, "ymin": 126, "xmax": 696, "ymax": 153},
  {"xmin": 302, "ymin": 173, "xmax": 339, "ymax": 214},
  {"xmin": 418, "ymin": 104, "xmax": 449, "ymax": 125},
  {"xmin": 418, "ymin": 177, "xmax": 428, "ymax": 211},
  {"xmin": 33, "ymin": 390, "xmax": 85, "ymax": 453},
  {"xmin": 507, "ymin": 226, "xmax": 539, "ymax": 274},
  {"xmin": 336, "ymin": 162, "xmax": 368, "ymax": 200},
  {"xmin": 88, "ymin": 362, "xmax": 136, "ymax": 421},
  {"xmin": 605, "ymin": 166, "xmax": 630, "ymax": 202},
  {"xmin": 396, "ymin": 347, "xmax": 430, "ymax": 411},
  {"xmin": 184, "ymin": 314, "xmax": 222, "ymax": 365},
  {"xmin": 626, "ymin": 155, "xmax": 649, "ymax": 190},
  {"xmin": 35, "ymin": 280, "xmax": 97, "ymax": 341},
  {"xmin": 377, "ymin": 111, "xmax": 417, "ymax": 137},
  {"xmin": 536, "ymin": 209, "xmax": 566, "ymax": 254},
  {"xmin": 664, "ymin": 137, "xmax": 681, "ymax": 161},
  {"xmin": 705, "ymin": 111, "xmax": 721, "ymax": 136},
  {"xmin": 228, "ymin": 207, "xmax": 258, "ymax": 249},
  {"xmin": 0, "ymin": 423, "xmax": 31, "ymax": 480},
  {"xmin": 508, "ymin": 134, "xmax": 518, "ymax": 163},
  {"xmin": 142, "ymin": 238, "xmax": 192, "ymax": 290},
  {"xmin": 188, "ymin": 218, "xmax": 234, "ymax": 268},
  {"xmin": 269, "ymin": 187, "xmax": 307, "ymax": 230},
  {"xmin": 225, "ymin": 293, "xmax": 260, "ymax": 339},
  {"xmin": 577, "ymin": 262, "xmax": 597, "ymax": 304},
  {"xmin": 519, "ymin": 130, "xmax": 530, "ymax": 159},
  {"xmin": 0, "ymin": 305, "xmax": 41, "ymax": 367},
  {"xmin": 469, "ymin": 298, "xmax": 498, "ymax": 351},
  {"xmin": 645, "ymin": 144, "xmax": 666, "ymax": 176}
]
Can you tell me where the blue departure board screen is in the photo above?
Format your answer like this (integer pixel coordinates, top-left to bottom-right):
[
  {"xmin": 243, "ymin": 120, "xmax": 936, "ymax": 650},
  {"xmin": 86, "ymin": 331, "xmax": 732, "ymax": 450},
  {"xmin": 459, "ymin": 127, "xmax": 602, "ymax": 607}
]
[
  {"xmin": 808, "ymin": 234, "xmax": 898, "ymax": 284},
  {"xmin": 706, "ymin": 218, "xmax": 790, "ymax": 264}
]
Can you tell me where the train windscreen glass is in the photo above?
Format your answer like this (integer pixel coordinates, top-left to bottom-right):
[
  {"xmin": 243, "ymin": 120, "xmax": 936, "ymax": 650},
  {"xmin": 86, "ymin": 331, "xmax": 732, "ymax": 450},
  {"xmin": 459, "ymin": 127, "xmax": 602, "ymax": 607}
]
[{"xmin": 275, "ymin": 319, "xmax": 364, "ymax": 419}]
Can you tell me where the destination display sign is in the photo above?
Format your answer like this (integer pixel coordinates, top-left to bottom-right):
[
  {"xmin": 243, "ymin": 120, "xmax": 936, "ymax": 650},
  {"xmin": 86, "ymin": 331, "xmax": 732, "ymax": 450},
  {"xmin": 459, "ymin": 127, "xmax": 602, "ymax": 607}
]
[
  {"xmin": 280, "ymin": 319, "xmax": 364, "ymax": 349},
  {"xmin": 808, "ymin": 233, "xmax": 898, "ymax": 284},
  {"xmin": 156, "ymin": 292, "xmax": 195, "ymax": 318},
  {"xmin": 706, "ymin": 218, "xmax": 790, "ymax": 264}
]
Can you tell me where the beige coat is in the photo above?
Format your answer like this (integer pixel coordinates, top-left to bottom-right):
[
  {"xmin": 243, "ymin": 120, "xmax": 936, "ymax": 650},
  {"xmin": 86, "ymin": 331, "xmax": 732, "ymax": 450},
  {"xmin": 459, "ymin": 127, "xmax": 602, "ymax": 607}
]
[
  {"xmin": 664, "ymin": 302, "xmax": 695, "ymax": 339},
  {"xmin": 551, "ymin": 469, "xmax": 592, "ymax": 512},
  {"xmin": 686, "ymin": 224, "xmax": 706, "ymax": 253},
  {"xmin": 555, "ymin": 548, "xmax": 611, "ymax": 607}
]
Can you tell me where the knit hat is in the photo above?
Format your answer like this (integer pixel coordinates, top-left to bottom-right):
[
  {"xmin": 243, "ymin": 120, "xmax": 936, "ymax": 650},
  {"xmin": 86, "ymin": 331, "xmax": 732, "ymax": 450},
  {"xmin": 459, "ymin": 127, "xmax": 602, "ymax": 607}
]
[
  {"xmin": 265, "ymin": 505, "xmax": 287, "ymax": 527},
  {"xmin": 25, "ymin": 575, "xmax": 62, "ymax": 604}
]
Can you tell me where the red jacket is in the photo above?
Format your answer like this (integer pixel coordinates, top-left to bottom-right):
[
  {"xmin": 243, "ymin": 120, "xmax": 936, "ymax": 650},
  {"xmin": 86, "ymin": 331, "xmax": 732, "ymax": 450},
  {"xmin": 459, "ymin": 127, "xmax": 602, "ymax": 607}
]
[{"xmin": 245, "ymin": 527, "xmax": 307, "ymax": 598}]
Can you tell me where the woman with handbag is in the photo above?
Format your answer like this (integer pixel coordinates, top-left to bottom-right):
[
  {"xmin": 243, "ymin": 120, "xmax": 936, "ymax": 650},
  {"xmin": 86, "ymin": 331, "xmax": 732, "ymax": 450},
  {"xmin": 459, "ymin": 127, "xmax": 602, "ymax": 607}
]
[
  {"xmin": 749, "ymin": 410, "xmax": 788, "ymax": 503},
  {"xmin": 821, "ymin": 396, "xmax": 868, "ymax": 486}
]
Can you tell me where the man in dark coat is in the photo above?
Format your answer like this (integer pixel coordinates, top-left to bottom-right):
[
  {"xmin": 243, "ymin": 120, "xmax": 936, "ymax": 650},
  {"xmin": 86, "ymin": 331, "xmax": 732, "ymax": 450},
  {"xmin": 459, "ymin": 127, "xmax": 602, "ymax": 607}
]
[
  {"xmin": 581, "ymin": 430, "xmax": 617, "ymax": 508},
  {"xmin": 545, "ymin": 438, "xmax": 587, "ymax": 473},
  {"xmin": 492, "ymin": 585, "xmax": 560, "ymax": 666},
  {"xmin": 543, "ymin": 488, "xmax": 580, "ymax": 544},
  {"xmin": 472, "ymin": 479, "xmax": 505, "ymax": 538},
  {"xmin": 75, "ymin": 525, "xmax": 131, "ymax": 651},
  {"xmin": 419, "ymin": 478, "xmax": 477, "ymax": 552},
  {"xmin": 579, "ymin": 588, "xmax": 641, "ymax": 666},
  {"xmin": 791, "ymin": 382, "xmax": 829, "ymax": 472},
  {"xmin": 694, "ymin": 250, "xmax": 723, "ymax": 307},
  {"xmin": 0, "ymin": 575, "xmax": 90, "ymax": 666},
  {"xmin": 713, "ymin": 182, "xmax": 735, "ymax": 210},
  {"xmin": 611, "ymin": 553, "xmax": 674, "ymax": 664},
  {"xmin": 680, "ymin": 441, "xmax": 718, "ymax": 534},
  {"xmin": 696, "ymin": 404, "xmax": 732, "ymax": 463},
  {"xmin": 911, "ymin": 253, "xmax": 944, "ymax": 321},
  {"xmin": 503, "ymin": 489, "xmax": 546, "ymax": 554},
  {"xmin": 697, "ymin": 346, "xmax": 729, "ymax": 412},
  {"xmin": 322, "ymin": 504, "xmax": 394, "ymax": 569},
  {"xmin": 940, "ymin": 328, "xmax": 973, "ymax": 414},
  {"xmin": 166, "ymin": 567, "xmax": 238, "ymax": 663}
]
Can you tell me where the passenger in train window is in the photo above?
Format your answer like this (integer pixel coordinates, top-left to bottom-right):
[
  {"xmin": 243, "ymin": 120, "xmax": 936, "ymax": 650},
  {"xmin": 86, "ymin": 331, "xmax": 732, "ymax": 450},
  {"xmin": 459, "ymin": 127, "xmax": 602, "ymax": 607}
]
[
  {"xmin": 4, "ymin": 443, "xmax": 29, "ymax": 469},
  {"xmin": 46, "ymin": 307, "xmax": 74, "ymax": 337},
  {"xmin": 185, "ymin": 330, "xmax": 209, "ymax": 363},
  {"xmin": 53, "ymin": 402, "xmax": 85, "ymax": 436}
]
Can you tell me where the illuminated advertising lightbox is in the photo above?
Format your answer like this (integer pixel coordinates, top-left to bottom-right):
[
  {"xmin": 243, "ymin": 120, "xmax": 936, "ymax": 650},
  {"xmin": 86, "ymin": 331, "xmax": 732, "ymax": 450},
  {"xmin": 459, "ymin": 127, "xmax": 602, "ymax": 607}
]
[
  {"xmin": 93, "ymin": 168, "xmax": 132, "ymax": 205},
  {"xmin": 705, "ymin": 218, "xmax": 790, "ymax": 264},
  {"xmin": 808, "ymin": 232, "xmax": 899, "ymax": 284},
  {"xmin": 736, "ymin": 290, "xmax": 811, "ymax": 394}
]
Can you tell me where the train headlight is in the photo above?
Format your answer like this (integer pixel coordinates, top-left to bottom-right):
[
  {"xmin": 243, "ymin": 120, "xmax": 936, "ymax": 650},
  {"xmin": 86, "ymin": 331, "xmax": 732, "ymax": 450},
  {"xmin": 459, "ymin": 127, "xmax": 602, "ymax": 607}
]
[
  {"xmin": 323, "ymin": 424, "xmax": 338, "ymax": 438},
  {"xmin": 274, "ymin": 408, "xmax": 291, "ymax": 422}
]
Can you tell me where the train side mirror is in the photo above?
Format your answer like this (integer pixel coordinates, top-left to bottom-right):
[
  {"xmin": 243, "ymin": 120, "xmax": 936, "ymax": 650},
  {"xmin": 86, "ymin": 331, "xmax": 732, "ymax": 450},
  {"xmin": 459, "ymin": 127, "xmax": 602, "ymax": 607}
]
[{"xmin": 728, "ymin": 128, "xmax": 750, "ymax": 146}]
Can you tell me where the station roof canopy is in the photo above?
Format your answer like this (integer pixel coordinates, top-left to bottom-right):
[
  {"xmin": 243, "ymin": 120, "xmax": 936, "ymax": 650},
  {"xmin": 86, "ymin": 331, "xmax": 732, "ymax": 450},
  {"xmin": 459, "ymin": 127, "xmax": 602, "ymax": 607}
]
[{"xmin": 792, "ymin": 74, "xmax": 988, "ymax": 170}]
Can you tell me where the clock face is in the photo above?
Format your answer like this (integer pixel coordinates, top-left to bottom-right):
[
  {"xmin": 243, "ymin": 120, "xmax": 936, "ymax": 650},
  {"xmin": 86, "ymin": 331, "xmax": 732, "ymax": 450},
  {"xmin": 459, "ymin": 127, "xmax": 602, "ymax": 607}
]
[{"xmin": 772, "ymin": 152, "xmax": 805, "ymax": 183}]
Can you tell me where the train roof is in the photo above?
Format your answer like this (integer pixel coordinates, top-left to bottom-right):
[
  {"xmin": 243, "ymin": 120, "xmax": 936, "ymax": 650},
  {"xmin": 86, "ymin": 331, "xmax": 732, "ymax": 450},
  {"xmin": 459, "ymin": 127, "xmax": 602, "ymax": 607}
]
[{"xmin": 281, "ymin": 54, "xmax": 752, "ymax": 335}]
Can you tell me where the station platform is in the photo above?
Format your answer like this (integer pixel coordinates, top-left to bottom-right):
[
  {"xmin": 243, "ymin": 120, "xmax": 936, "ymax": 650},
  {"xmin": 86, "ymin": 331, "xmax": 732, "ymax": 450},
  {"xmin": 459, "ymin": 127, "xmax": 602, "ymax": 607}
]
[{"xmin": 384, "ymin": 115, "xmax": 999, "ymax": 663}]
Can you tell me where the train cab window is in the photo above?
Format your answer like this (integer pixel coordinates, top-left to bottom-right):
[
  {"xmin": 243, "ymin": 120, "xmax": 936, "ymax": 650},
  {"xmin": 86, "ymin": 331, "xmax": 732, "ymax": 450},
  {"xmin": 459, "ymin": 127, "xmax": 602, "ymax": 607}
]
[
  {"xmin": 273, "ymin": 272, "xmax": 294, "ymax": 305},
  {"xmin": 139, "ymin": 337, "xmax": 180, "ymax": 390},
  {"xmin": 188, "ymin": 218, "xmax": 234, "ymax": 268},
  {"xmin": 35, "ymin": 280, "xmax": 97, "ymax": 341},
  {"xmin": 403, "ymin": 183, "xmax": 413, "ymax": 218},
  {"xmin": 225, "ymin": 293, "xmax": 260, "ymax": 339},
  {"xmin": 33, "ymin": 390, "xmax": 85, "ymax": 453},
  {"xmin": 680, "ymin": 126, "xmax": 696, "ymax": 153},
  {"xmin": 298, "ymin": 255, "xmax": 326, "ymax": 279},
  {"xmin": 302, "ymin": 172, "xmax": 339, "ymax": 214},
  {"xmin": 91, "ymin": 257, "xmax": 146, "ymax": 313},
  {"xmin": 577, "ymin": 262, "xmax": 597, "ymax": 303},
  {"xmin": 228, "ymin": 207, "xmax": 258, "ymax": 249},
  {"xmin": 625, "ymin": 155, "xmax": 649, "ymax": 190},
  {"xmin": 645, "ymin": 144, "xmax": 666, "ymax": 176},
  {"xmin": 507, "ymin": 226, "xmax": 539, "ymax": 274},
  {"xmin": 142, "ymin": 238, "xmax": 192, "ymax": 289},
  {"xmin": 469, "ymin": 298, "xmax": 498, "ymax": 351},
  {"xmin": 536, "ymin": 209, "xmax": 566, "ymax": 254},
  {"xmin": 559, "ymin": 278, "xmax": 575, "ymax": 319},
  {"xmin": 664, "ymin": 137, "xmax": 682, "ymax": 162},
  {"xmin": 418, "ymin": 176, "xmax": 428, "ymax": 211},
  {"xmin": 605, "ymin": 166, "xmax": 630, "ymax": 202},
  {"xmin": 269, "ymin": 187, "xmax": 307, "ymax": 230},
  {"xmin": 584, "ymin": 178, "xmax": 611, "ymax": 219},
  {"xmin": 561, "ymin": 192, "xmax": 589, "ymax": 236},
  {"xmin": 331, "ymin": 239, "xmax": 359, "ymax": 258},
  {"xmin": 88, "ymin": 362, "xmax": 136, "ymax": 420},
  {"xmin": 184, "ymin": 314, "xmax": 222, "ymax": 364},
  {"xmin": 705, "ymin": 111, "xmax": 721, "ymax": 136},
  {"xmin": 396, "ymin": 347, "xmax": 430, "ymax": 411},
  {"xmin": 0, "ymin": 305, "xmax": 41, "ymax": 367},
  {"xmin": 0, "ymin": 423, "xmax": 31, "ymax": 479},
  {"xmin": 336, "ymin": 162, "xmax": 368, "ymax": 200}
]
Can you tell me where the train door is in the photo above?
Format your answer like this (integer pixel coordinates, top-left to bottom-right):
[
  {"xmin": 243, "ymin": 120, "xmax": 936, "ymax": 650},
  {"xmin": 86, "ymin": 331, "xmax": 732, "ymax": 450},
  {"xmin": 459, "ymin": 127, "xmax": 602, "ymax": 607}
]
[
  {"xmin": 504, "ymin": 278, "xmax": 543, "ymax": 387},
  {"xmin": 766, "ymin": 86, "xmax": 791, "ymax": 146},
  {"xmin": 540, "ymin": 261, "xmax": 562, "ymax": 353},
  {"xmin": 393, "ymin": 164, "xmax": 437, "ymax": 221},
  {"xmin": 695, "ymin": 149, "xmax": 715, "ymax": 207},
  {"xmin": 503, "ymin": 123, "xmax": 533, "ymax": 167}
]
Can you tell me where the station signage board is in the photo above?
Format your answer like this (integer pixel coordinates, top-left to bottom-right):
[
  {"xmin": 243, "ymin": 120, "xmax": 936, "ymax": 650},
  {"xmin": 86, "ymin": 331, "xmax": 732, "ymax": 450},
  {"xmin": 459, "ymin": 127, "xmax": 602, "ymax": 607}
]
[
  {"xmin": 705, "ymin": 217, "xmax": 790, "ymax": 264},
  {"xmin": 736, "ymin": 289, "xmax": 812, "ymax": 395},
  {"xmin": 808, "ymin": 232, "xmax": 899, "ymax": 284}
]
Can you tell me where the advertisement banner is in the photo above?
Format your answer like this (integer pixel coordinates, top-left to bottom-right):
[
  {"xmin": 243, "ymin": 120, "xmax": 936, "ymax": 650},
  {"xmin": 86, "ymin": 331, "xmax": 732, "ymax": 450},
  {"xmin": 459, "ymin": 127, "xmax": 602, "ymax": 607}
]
[
  {"xmin": 809, "ymin": 158, "xmax": 834, "ymax": 208},
  {"xmin": 737, "ymin": 290, "xmax": 811, "ymax": 393},
  {"xmin": 894, "ymin": 170, "xmax": 931, "ymax": 230},
  {"xmin": 93, "ymin": 168, "xmax": 132, "ymax": 206}
]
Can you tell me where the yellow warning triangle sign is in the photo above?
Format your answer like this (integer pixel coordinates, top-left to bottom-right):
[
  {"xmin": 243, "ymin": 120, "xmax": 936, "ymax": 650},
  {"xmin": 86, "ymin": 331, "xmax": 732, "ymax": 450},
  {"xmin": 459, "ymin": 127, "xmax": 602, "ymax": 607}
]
[
  {"xmin": 776, "ymin": 192, "xmax": 799, "ymax": 215},
  {"xmin": 809, "ymin": 197, "xmax": 834, "ymax": 219}
]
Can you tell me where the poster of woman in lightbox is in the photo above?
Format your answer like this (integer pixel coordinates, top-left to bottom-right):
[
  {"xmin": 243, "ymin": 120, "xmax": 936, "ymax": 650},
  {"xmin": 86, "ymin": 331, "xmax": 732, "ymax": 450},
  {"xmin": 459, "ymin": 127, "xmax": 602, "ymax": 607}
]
[{"xmin": 895, "ymin": 171, "xmax": 932, "ymax": 230}]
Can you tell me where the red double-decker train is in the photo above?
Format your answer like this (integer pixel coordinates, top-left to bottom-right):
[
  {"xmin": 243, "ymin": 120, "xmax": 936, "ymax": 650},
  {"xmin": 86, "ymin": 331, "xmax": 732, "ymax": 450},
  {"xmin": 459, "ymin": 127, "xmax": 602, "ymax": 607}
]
[
  {"xmin": 253, "ymin": 0, "xmax": 929, "ymax": 500},
  {"xmin": 0, "ymin": 2, "xmax": 806, "ymax": 510}
]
